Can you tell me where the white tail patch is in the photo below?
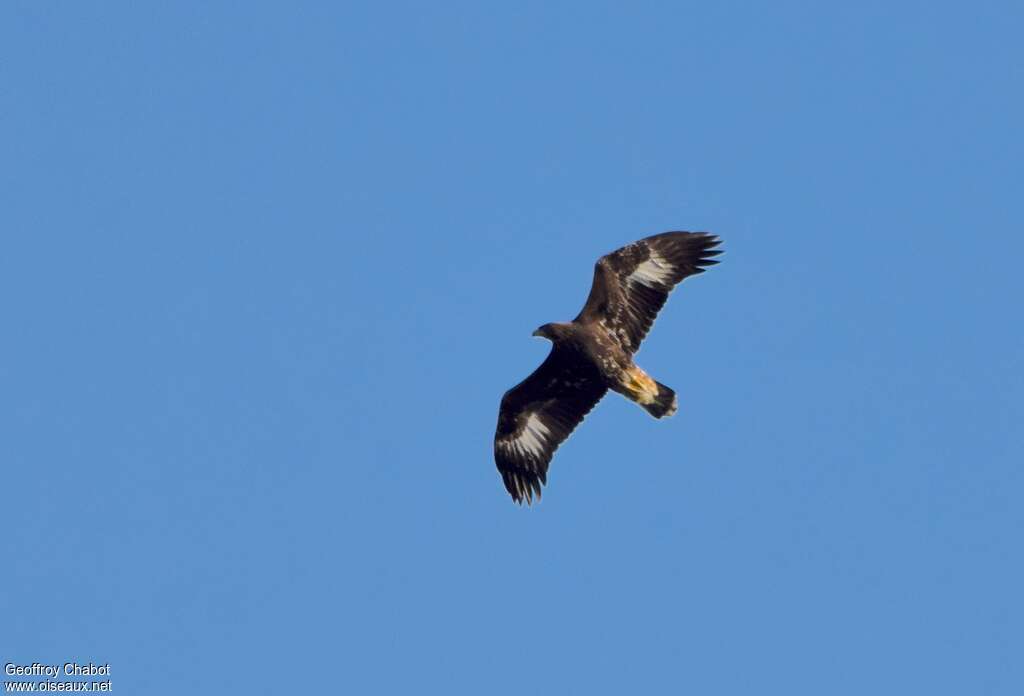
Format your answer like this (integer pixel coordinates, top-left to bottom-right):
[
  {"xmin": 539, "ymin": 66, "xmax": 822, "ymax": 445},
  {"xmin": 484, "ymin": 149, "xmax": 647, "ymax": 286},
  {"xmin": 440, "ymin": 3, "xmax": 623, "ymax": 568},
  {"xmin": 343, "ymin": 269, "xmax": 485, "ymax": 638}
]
[
  {"xmin": 665, "ymin": 392, "xmax": 678, "ymax": 417},
  {"xmin": 628, "ymin": 252, "xmax": 674, "ymax": 288}
]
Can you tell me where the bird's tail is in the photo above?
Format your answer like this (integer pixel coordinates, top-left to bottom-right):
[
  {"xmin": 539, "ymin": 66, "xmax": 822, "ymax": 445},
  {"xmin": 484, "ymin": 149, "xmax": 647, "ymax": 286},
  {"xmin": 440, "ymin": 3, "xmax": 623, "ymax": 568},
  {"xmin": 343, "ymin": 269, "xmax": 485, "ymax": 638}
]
[
  {"xmin": 641, "ymin": 381, "xmax": 678, "ymax": 419},
  {"xmin": 621, "ymin": 367, "xmax": 678, "ymax": 419}
]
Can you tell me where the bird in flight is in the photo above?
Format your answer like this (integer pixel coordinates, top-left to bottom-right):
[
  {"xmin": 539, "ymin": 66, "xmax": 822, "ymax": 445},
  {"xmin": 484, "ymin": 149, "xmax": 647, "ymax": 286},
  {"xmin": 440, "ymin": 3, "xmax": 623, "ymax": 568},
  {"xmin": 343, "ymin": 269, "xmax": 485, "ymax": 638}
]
[{"xmin": 494, "ymin": 231, "xmax": 722, "ymax": 504}]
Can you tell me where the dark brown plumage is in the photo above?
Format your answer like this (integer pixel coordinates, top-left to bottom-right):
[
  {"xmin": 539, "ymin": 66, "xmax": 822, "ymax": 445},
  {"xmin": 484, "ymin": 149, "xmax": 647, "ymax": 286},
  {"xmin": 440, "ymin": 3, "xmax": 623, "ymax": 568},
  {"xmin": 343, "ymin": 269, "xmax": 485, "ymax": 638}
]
[{"xmin": 494, "ymin": 231, "xmax": 722, "ymax": 504}]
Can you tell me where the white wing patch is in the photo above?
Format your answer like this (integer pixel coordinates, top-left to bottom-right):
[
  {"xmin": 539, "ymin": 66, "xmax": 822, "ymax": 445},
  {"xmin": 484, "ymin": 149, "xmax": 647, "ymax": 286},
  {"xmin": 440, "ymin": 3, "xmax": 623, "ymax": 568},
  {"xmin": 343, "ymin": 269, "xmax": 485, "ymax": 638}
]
[
  {"xmin": 628, "ymin": 251, "xmax": 674, "ymax": 288},
  {"xmin": 498, "ymin": 411, "xmax": 551, "ymax": 459}
]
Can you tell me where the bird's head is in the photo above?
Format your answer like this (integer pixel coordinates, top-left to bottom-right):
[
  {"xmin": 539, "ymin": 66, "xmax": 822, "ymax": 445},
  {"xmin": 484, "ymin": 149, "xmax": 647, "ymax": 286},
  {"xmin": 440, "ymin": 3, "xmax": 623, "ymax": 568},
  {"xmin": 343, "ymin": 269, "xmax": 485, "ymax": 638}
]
[{"xmin": 532, "ymin": 323, "xmax": 562, "ymax": 341}]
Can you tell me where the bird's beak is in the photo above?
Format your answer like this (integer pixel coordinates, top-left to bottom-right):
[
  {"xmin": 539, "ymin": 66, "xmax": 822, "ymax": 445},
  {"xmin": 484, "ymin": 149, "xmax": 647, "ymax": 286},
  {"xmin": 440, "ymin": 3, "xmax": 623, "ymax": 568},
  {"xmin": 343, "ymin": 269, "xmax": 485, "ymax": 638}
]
[{"xmin": 531, "ymin": 329, "xmax": 541, "ymax": 337}]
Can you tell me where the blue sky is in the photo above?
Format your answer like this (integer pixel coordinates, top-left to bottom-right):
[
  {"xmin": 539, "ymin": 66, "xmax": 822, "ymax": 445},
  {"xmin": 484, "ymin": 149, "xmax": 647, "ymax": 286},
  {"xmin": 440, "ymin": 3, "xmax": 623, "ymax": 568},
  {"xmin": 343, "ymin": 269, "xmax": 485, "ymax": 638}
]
[{"xmin": 3, "ymin": 2, "xmax": 1022, "ymax": 693}]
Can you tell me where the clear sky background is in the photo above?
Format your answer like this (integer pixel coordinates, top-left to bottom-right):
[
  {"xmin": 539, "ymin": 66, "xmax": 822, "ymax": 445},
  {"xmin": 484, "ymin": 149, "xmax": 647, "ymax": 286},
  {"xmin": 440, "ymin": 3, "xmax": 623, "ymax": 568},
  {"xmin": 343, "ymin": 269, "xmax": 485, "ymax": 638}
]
[{"xmin": 3, "ymin": 2, "xmax": 1022, "ymax": 694}]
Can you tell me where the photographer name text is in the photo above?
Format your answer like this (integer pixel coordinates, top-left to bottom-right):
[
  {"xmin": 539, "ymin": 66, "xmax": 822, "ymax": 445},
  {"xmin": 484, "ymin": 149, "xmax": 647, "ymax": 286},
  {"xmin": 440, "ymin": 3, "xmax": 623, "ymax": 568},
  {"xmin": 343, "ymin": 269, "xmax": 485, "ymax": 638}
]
[{"xmin": 5, "ymin": 664, "xmax": 110, "ymax": 678}]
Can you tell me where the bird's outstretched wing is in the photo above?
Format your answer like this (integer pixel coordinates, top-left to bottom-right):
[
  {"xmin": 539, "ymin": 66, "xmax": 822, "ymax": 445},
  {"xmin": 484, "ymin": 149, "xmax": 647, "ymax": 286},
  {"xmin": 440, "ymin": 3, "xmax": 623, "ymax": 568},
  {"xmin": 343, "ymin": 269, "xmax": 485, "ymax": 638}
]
[
  {"xmin": 576, "ymin": 232, "xmax": 722, "ymax": 353},
  {"xmin": 494, "ymin": 346, "xmax": 607, "ymax": 504}
]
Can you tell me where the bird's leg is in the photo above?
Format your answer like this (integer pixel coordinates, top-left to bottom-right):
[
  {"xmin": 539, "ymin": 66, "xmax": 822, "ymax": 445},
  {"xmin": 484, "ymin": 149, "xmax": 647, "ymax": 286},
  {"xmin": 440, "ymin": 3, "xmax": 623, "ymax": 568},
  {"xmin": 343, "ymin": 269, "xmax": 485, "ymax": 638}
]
[{"xmin": 621, "ymin": 366, "xmax": 659, "ymax": 405}]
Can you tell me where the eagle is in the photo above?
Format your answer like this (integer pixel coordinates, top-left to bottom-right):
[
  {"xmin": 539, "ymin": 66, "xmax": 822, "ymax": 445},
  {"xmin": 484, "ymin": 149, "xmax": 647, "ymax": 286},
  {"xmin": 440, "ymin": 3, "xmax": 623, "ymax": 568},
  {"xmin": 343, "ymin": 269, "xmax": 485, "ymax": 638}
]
[{"xmin": 494, "ymin": 231, "xmax": 722, "ymax": 504}]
